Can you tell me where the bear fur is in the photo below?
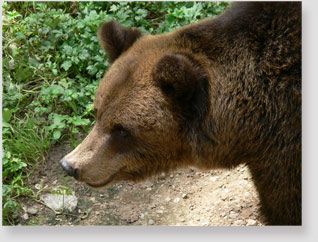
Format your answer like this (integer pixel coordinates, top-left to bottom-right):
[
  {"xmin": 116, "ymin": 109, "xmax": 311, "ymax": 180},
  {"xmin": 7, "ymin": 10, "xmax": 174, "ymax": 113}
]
[{"xmin": 61, "ymin": 2, "xmax": 301, "ymax": 225}]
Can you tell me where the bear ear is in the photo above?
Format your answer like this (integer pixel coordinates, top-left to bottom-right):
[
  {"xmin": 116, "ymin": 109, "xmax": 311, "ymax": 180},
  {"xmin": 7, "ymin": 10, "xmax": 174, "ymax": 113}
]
[
  {"xmin": 153, "ymin": 53, "xmax": 209, "ymax": 119},
  {"xmin": 98, "ymin": 21, "xmax": 142, "ymax": 62}
]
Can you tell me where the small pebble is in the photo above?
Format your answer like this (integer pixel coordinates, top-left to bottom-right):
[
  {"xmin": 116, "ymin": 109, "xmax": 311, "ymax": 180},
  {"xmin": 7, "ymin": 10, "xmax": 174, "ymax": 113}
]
[
  {"xmin": 148, "ymin": 219, "xmax": 154, "ymax": 225},
  {"xmin": 22, "ymin": 213, "xmax": 29, "ymax": 220},
  {"xmin": 233, "ymin": 219, "xmax": 245, "ymax": 226},
  {"xmin": 210, "ymin": 176, "xmax": 219, "ymax": 182},
  {"xmin": 246, "ymin": 219, "xmax": 257, "ymax": 226},
  {"xmin": 27, "ymin": 207, "xmax": 38, "ymax": 215},
  {"xmin": 159, "ymin": 172, "xmax": 166, "ymax": 179},
  {"xmin": 34, "ymin": 184, "xmax": 41, "ymax": 190}
]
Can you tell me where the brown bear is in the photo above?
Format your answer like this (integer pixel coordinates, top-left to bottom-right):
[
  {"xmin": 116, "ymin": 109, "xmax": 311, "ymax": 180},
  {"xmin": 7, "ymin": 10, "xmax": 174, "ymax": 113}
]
[{"xmin": 60, "ymin": 2, "xmax": 301, "ymax": 225}]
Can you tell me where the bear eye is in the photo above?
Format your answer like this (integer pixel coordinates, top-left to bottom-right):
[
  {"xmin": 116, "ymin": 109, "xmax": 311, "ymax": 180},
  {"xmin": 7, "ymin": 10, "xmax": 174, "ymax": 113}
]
[{"xmin": 112, "ymin": 124, "xmax": 129, "ymax": 138}]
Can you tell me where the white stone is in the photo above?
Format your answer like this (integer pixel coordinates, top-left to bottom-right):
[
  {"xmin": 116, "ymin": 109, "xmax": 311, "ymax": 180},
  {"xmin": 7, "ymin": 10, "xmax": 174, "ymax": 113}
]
[
  {"xmin": 27, "ymin": 206, "xmax": 38, "ymax": 215},
  {"xmin": 22, "ymin": 213, "xmax": 29, "ymax": 220},
  {"xmin": 210, "ymin": 176, "xmax": 219, "ymax": 182},
  {"xmin": 40, "ymin": 192, "xmax": 78, "ymax": 212},
  {"xmin": 148, "ymin": 219, "xmax": 154, "ymax": 225},
  {"xmin": 246, "ymin": 219, "xmax": 257, "ymax": 226},
  {"xmin": 233, "ymin": 219, "xmax": 245, "ymax": 226}
]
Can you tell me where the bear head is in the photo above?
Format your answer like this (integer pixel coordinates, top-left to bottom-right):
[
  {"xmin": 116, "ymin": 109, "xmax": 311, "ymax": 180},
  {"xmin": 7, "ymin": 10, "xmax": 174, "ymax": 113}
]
[{"xmin": 60, "ymin": 21, "xmax": 210, "ymax": 188}]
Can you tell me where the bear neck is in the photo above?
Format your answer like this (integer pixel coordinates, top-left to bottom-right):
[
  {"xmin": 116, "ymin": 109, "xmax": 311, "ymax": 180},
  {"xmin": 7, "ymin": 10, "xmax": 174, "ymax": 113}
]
[{"xmin": 173, "ymin": 2, "xmax": 301, "ymax": 169}]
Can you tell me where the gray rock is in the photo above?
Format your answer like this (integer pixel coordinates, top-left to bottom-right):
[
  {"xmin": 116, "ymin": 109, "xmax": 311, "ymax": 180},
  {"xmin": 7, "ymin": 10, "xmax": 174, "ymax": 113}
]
[
  {"xmin": 40, "ymin": 192, "xmax": 78, "ymax": 212},
  {"xmin": 233, "ymin": 219, "xmax": 245, "ymax": 226},
  {"xmin": 241, "ymin": 207, "xmax": 253, "ymax": 217},
  {"xmin": 229, "ymin": 211, "xmax": 238, "ymax": 219},
  {"xmin": 148, "ymin": 219, "xmax": 154, "ymax": 225},
  {"xmin": 27, "ymin": 206, "xmax": 38, "ymax": 215},
  {"xmin": 210, "ymin": 176, "xmax": 219, "ymax": 182},
  {"xmin": 120, "ymin": 212, "xmax": 139, "ymax": 223},
  {"xmin": 22, "ymin": 213, "xmax": 29, "ymax": 220},
  {"xmin": 221, "ymin": 193, "xmax": 228, "ymax": 200},
  {"xmin": 156, "ymin": 209, "xmax": 164, "ymax": 214},
  {"xmin": 246, "ymin": 219, "xmax": 257, "ymax": 226}
]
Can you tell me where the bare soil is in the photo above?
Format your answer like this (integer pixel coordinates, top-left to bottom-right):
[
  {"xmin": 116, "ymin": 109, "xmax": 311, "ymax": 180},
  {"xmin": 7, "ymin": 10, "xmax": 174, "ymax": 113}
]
[{"xmin": 19, "ymin": 143, "xmax": 264, "ymax": 226}]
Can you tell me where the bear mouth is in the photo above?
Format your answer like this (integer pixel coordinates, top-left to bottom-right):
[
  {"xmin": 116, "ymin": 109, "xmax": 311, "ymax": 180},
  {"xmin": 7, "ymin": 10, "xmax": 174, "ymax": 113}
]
[{"xmin": 86, "ymin": 166, "xmax": 126, "ymax": 188}]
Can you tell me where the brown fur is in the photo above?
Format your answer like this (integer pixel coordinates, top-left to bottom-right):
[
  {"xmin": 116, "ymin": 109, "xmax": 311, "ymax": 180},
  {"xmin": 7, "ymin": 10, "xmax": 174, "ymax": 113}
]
[{"xmin": 61, "ymin": 2, "xmax": 301, "ymax": 225}]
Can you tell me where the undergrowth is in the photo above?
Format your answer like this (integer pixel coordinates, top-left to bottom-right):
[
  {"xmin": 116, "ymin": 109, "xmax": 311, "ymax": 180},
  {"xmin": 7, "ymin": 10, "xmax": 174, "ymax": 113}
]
[{"xmin": 2, "ymin": 1, "xmax": 229, "ymax": 225}]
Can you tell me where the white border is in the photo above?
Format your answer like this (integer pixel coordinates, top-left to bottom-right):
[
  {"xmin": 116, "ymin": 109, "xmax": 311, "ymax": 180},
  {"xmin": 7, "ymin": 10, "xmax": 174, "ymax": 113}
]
[{"xmin": 1, "ymin": 0, "xmax": 318, "ymax": 241}]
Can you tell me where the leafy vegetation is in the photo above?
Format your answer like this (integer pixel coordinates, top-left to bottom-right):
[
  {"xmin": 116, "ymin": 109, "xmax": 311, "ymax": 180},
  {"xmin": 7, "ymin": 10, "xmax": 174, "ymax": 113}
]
[{"xmin": 2, "ymin": 1, "xmax": 230, "ymax": 225}]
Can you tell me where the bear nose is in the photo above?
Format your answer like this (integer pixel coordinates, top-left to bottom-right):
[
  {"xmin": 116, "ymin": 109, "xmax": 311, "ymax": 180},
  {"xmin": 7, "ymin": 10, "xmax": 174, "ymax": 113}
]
[{"xmin": 59, "ymin": 158, "xmax": 79, "ymax": 180}]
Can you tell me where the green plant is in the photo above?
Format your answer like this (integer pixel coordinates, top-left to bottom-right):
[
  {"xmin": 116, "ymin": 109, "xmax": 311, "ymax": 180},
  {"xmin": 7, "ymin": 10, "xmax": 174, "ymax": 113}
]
[{"xmin": 50, "ymin": 186, "xmax": 73, "ymax": 214}]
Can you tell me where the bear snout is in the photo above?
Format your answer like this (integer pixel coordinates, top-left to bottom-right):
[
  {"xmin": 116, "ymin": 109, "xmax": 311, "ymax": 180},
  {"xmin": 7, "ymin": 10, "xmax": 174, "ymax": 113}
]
[{"xmin": 59, "ymin": 157, "xmax": 80, "ymax": 180}]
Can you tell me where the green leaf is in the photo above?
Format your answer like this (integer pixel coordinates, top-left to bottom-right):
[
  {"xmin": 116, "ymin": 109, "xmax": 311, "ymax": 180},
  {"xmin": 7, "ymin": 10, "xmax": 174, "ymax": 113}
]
[
  {"xmin": 28, "ymin": 57, "xmax": 40, "ymax": 67},
  {"xmin": 61, "ymin": 60, "xmax": 72, "ymax": 71},
  {"xmin": 63, "ymin": 45, "xmax": 73, "ymax": 55},
  {"xmin": 3, "ymin": 108, "xmax": 13, "ymax": 123},
  {"xmin": 53, "ymin": 130, "xmax": 61, "ymax": 140},
  {"xmin": 110, "ymin": 5, "xmax": 119, "ymax": 12},
  {"xmin": 70, "ymin": 116, "xmax": 90, "ymax": 126}
]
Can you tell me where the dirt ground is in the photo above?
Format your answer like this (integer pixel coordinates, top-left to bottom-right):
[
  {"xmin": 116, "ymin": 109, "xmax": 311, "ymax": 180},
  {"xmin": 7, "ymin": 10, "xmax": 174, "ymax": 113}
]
[{"xmin": 18, "ymin": 143, "xmax": 264, "ymax": 226}]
